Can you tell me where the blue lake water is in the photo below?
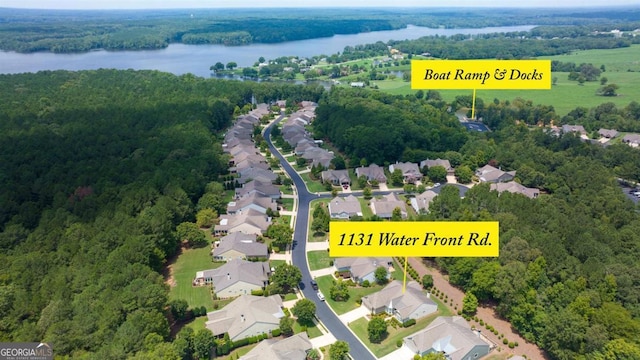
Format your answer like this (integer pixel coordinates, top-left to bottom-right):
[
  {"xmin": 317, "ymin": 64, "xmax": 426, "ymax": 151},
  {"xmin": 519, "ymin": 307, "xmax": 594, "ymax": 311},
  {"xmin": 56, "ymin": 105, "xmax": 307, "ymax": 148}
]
[{"xmin": 0, "ymin": 25, "xmax": 535, "ymax": 78}]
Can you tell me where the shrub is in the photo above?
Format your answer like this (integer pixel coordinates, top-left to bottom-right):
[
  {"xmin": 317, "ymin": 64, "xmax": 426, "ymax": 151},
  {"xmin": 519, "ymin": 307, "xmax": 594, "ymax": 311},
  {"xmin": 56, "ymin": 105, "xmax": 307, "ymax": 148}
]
[
  {"xmin": 271, "ymin": 328, "xmax": 281, "ymax": 337},
  {"xmin": 515, "ymin": 341, "xmax": 519, "ymax": 347},
  {"xmin": 396, "ymin": 339, "xmax": 403, "ymax": 348},
  {"xmin": 503, "ymin": 338, "xmax": 509, "ymax": 345},
  {"xmin": 362, "ymin": 280, "xmax": 370, "ymax": 288},
  {"xmin": 402, "ymin": 319, "xmax": 416, "ymax": 327},
  {"xmin": 329, "ymin": 260, "xmax": 334, "ymax": 266},
  {"xmin": 479, "ymin": 320, "xmax": 484, "ymax": 326},
  {"xmin": 251, "ymin": 289, "xmax": 264, "ymax": 296},
  {"xmin": 493, "ymin": 329, "xmax": 499, "ymax": 335},
  {"xmin": 508, "ymin": 342, "xmax": 515, "ymax": 349}
]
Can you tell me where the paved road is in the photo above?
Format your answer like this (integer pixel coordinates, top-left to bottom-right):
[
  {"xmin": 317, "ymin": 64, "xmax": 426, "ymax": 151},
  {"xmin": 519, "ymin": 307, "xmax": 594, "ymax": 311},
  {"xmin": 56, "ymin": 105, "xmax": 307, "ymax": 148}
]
[{"xmin": 264, "ymin": 115, "xmax": 376, "ymax": 360}]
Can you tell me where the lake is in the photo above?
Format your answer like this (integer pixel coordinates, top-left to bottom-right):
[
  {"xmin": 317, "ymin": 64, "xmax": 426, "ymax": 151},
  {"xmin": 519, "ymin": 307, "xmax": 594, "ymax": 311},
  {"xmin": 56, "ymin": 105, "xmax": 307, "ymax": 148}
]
[{"xmin": 0, "ymin": 25, "xmax": 535, "ymax": 78}]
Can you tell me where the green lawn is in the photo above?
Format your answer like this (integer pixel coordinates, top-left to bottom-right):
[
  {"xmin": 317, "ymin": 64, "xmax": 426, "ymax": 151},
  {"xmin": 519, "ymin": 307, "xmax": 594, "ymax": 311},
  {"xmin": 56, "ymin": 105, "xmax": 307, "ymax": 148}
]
[
  {"xmin": 357, "ymin": 197, "xmax": 374, "ymax": 219},
  {"xmin": 279, "ymin": 197, "xmax": 294, "ymax": 211},
  {"xmin": 307, "ymin": 250, "xmax": 332, "ymax": 271},
  {"xmin": 273, "ymin": 214, "xmax": 291, "ymax": 226},
  {"xmin": 293, "ymin": 321, "xmax": 323, "ymax": 339},
  {"xmin": 308, "ymin": 199, "xmax": 331, "ymax": 242},
  {"xmin": 373, "ymin": 45, "xmax": 640, "ymax": 116},
  {"xmin": 168, "ymin": 245, "xmax": 222, "ymax": 311},
  {"xmin": 300, "ymin": 172, "xmax": 326, "ymax": 193},
  {"xmin": 270, "ymin": 259, "xmax": 286, "ymax": 268},
  {"xmin": 184, "ymin": 315, "xmax": 207, "ymax": 332},
  {"xmin": 214, "ymin": 344, "xmax": 258, "ymax": 360},
  {"xmin": 315, "ymin": 275, "xmax": 384, "ymax": 315},
  {"xmin": 279, "ymin": 184, "xmax": 293, "ymax": 195},
  {"xmin": 283, "ymin": 293, "xmax": 298, "ymax": 301},
  {"xmin": 390, "ymin": 258, "xmax": 406, "ymax": 282},
  {"xmin": 349, "ymin": 301, "xmax": 450, "ymax": 358}
]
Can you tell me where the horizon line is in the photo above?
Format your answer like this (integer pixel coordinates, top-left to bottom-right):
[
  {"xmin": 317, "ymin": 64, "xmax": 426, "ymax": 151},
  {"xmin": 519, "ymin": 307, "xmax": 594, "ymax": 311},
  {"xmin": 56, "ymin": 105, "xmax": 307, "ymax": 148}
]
[{"xmin": 2, "ymin": 5, "xmax": 640, "ymax": 10}]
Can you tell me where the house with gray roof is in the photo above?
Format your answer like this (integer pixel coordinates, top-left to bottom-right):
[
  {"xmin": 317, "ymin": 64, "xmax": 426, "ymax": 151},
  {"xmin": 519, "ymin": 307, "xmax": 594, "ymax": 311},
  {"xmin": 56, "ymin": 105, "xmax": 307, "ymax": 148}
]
[
  {"xmin": 238, "ymin": 167, "xmax": 278, "ymax": 185},
  {"xmin": 420, "ymin": 158, "xmax": 454, "ymax": 175},
  {"xmin": 334, "ymin": 257, "xmax": 392, "ymax": 284},
  {"xmin": 194, "ymin": 259, "xmax": 270, "ymax": 298},
  {"xmin": 235, "ymin": 180, "xmax": 280, "ymax": 200},
  {"xmin": 389, "ymin": 162, "xmax": 422, "ymax": 184},
  {"xmin": 475, "ymin": 165, "xmax": 516, "ymax": 183},
  {"xmin": 206, "ymin": 294, "xmax": 284, "ymax": 341},
  {"xmin": 355, "ymin": 163, "xmax": 387, "ymax": 184},
  {"xmin": 301, "ymin": 148, "xmax": 334, "ymax": 169},
  {"xmin": 212, "ymin": 232, "xmax": 268, "ymax": 262},
  {"xmin": 598, "ymin": 128, "xmax": 619, "ymax": 138},
  {"xmin": 240, "ymin": 333, "xmax": 312, "ymax": 360},
  {"xmin": 362, "ymin": 281, "xmax": 437, "ymax": 323},
  {"xmin": 370, "ymin": 193, "xmax": 407, "ymax": 219},
  {"xmin": 321, "ymin": 169, "xmax": 350, "ymax": 186},
  {"xmin": 328, "ymin": 195, "xmax": 362, "ymax": 219},
  {"xmin": 214, "ymin": 208, "xmax": 272, "ymax": 236},
  {"xmin": 294, "ymin": 139, "xmax": 317, "ymax": 155},
  {"xmin": 562, "ymin": 124, "xmax": 587, "ymax": 136},
  {"xmin": 403, "ymin": 316, "xmax": 491, "ymax": 360},
  {"xmin": 411, "ymin": 190, "xmax": 438, "ymax": 213},
  {"xmin": 227, "ymin": 192, "xmax": 277, "ymax": 215},
  {"xmin": 490, "ymin": 181, "xmax": 539, "ymax": 199},
  {"xmin": 623, "ymin": 133, "xmax": 640, "ymax": 147},
  {"xmin": 223, "ymin": 138, "xmax": 254, "ymax": 153}
]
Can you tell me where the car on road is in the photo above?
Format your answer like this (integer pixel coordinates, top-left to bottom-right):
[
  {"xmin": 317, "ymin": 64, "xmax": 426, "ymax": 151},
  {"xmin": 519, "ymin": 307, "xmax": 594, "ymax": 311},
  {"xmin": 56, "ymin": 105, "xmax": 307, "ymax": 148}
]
[
  {"xmin": 317, "ymin": 291, "xmax": 325, "ymax": 301},
  {"xmin": 310, "ymin": 280, "xmax": 318, "ymax": 290}
]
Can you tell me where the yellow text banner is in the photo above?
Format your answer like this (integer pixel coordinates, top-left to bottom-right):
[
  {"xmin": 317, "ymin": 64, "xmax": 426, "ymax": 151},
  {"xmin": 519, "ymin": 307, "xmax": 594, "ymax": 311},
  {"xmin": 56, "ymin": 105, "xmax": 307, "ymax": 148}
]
[
  {"xmin": 411, "ymin": 60, "xmax": 551, "ymax": 90},
  {"xmin": 329, "ymin": 221, "xmax": 499, "ymax": 257}
]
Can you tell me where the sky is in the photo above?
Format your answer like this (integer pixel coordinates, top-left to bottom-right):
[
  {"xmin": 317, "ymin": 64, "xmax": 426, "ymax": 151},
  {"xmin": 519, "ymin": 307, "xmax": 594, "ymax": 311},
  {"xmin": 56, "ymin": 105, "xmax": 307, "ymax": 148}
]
[{"xmin": 3, "ymin": 0, "xmax": 640, "ymax": 10}]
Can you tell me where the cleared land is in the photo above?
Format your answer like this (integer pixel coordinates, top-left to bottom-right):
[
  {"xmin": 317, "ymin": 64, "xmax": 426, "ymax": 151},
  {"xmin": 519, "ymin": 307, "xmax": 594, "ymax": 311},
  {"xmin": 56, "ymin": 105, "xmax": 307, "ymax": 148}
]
[{"xmin": 372, "ymin": 45, "xmax": 640, "ymax": 116}]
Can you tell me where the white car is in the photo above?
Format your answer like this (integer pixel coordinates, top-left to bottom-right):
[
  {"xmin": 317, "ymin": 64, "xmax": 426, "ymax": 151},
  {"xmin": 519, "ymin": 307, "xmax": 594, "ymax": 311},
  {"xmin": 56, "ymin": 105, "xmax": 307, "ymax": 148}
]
[{"xmin": 317, "ymin": 291, "xmax": 325, "ymax": 301}]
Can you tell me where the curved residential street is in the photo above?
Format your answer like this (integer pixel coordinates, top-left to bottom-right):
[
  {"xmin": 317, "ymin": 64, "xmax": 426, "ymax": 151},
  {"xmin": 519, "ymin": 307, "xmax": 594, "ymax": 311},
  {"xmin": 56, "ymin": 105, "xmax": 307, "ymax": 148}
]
[{"xmin": 264, "ymin": 115, "xmax": 377, "ymax": 360}]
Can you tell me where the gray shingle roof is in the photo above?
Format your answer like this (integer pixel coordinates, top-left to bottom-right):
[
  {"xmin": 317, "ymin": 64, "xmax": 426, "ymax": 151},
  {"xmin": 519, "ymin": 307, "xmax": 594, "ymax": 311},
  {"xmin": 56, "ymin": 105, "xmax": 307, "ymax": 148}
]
[
  {"xmin": 206, "ymin": 295, "xmax": 284, "ymax": 340},
  {"xmin": 240, "ymin": 333, "xmax": 312, "ymax": 360},
  {"xmin": 404, "ymin": 316, "xmax": 489, "ymax": 360}
]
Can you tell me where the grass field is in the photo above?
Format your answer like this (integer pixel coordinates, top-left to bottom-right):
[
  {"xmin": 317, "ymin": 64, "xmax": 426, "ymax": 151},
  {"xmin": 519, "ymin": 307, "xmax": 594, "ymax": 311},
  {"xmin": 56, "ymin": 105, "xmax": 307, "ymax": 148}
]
[
  {"xmin": 373, "ymin": 44, "xmax": 640, "ymax": 116},
  {"xmin": 168, "ymin": 245, "xmax": 222, "ymax": 310}
]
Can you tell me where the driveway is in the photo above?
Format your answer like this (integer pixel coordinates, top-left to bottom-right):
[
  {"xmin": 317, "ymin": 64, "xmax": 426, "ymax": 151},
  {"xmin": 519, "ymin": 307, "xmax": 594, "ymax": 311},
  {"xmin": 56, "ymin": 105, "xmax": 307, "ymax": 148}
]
[
  {"xmin": 338, "ymin": 305, "xmax": 370, "ymax": 324},
  {"xmin": 307, "ymin": 240, "xmax": 329, "ymax": 251},
  {"xmin": 378, "ymin": 344, "xmax": 416, "ymax": 360}
]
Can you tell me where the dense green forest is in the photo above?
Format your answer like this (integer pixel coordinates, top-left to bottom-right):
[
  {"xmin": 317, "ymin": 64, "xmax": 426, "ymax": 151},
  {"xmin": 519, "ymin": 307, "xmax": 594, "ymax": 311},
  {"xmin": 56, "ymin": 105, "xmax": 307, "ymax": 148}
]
[
  {"xmin": 312, "ymin": 87, "xmax": 640, "ymax": 359},
  {"xmin": 1, "ymin": 7, "xmax": 640, "ymax": 53},
  {"xmin": 0, "ymin": 70, "xmax": 323, "ymax": 358}
]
